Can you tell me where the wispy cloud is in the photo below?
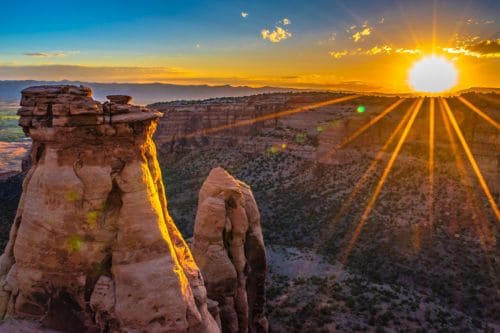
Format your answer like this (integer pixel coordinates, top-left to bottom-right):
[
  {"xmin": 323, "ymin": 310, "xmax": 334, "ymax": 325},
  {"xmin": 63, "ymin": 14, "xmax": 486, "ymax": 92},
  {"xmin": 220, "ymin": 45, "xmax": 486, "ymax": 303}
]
[
  {"xmin": 332, "ymin": 36, "xmax": 499, "ymax": 60},
  {"xmin": 330, "ymin": 50, "xmax": 349, "ymax": 59},
  {"xmin": 443, "ymin": 38, "xmax": 500, "ymax": 58},
  {"xmin": 330, "ymin": 45, "xmax": 421, "ymax": 59},
  {"xmin": 464, "ymin": 18, "xmax": 496, "ymax": 25},
  {"xmin": 261, "ymin": 26, "xmax": 292, "ymax": 43},
  {"xmin": 261, "ymin": 17, "xmax": 292, "ymax": 43},
  {"xmin": 24, "ymin": 52, "xmax": 65, "ymax": 58},
  {"xmin": 365, "ymin": 45, "xmax": 392, "ymax": 55},
  {"xmin": 241, "ymin": 11, "xmax": 248, "ymax": 18},
  {"xmin": 465, "ymin": 39, "xmax": 500, "ymax": 54},
  {"xmin": 23, "ymin": 50, "xmax": 80, "ymax": 58},
  {"xmin": 395, "ymin": 48, "xmax": 422, "ymax": 55},
  {"xmin": 352, "ymin": 27, "xmax": 372, "ymax": 42}
]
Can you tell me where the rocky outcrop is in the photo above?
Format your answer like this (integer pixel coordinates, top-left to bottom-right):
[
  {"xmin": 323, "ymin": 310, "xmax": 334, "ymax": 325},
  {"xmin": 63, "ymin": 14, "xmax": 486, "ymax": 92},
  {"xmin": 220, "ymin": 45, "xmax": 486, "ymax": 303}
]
[
  {"xmin": 106, "ymin": 95, "xmax": 132, "ymax": 105},
  {"xmin": 0, "ymin": 85, "xmax": 220, "ymax": 332},
  {"xmin": 191, "ymin": 168, "xmax": 268, "ymax": 333}
]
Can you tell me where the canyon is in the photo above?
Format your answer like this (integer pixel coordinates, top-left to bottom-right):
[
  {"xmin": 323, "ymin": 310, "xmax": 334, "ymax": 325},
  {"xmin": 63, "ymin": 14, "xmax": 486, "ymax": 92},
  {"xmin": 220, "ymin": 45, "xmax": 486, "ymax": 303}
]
[
  {"xmin": 0, "ymin": 86, "xmax": 498, "ymax": 331},
  {"xmin": 150, "ymin": 92, "xmax": 499, "ymax": 331}
]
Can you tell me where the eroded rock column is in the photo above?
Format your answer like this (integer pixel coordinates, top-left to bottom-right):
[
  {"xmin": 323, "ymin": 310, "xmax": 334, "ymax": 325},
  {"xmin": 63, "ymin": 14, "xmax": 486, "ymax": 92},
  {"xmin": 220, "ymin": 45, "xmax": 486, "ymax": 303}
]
[
  {"xmin": 192, "ymin": 167, "xmax": 268, "ymax": 333},
  {"xmin": 0, "ymin": 85, "xmax": 220, "ymax": 332}
]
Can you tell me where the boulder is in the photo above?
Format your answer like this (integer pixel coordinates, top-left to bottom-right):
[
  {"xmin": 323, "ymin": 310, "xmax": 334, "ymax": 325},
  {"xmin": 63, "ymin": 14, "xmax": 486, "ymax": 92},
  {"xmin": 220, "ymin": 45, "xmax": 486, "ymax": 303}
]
[{"xmin": 107, "ymin": 95, "xmax": 132, "ymax": 105}]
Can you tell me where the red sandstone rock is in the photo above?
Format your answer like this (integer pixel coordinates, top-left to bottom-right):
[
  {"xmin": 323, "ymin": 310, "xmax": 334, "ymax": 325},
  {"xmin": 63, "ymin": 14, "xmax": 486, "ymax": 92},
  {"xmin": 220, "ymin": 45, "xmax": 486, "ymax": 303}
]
[
  {"xmin": 107, "ymin": 95, "xmax": 132, "ymax": 105},
  {"xmin": 0, "ymin": 85, "xmax": 220, "ymax": 332},
  {"xmin": 192, "ymin": 167, "xmax": 268, "ymax": 333}
]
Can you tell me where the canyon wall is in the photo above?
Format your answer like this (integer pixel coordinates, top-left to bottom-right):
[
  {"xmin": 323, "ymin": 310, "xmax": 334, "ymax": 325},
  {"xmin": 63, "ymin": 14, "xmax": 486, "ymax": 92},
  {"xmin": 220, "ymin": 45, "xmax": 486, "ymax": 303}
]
[
  {"xmin": 150, "ymin": 93, "xmax": 362, "ymax": 160},
  {"xmin": 151, "ymin": 95, "xmax": 498, "ymax": 194}
]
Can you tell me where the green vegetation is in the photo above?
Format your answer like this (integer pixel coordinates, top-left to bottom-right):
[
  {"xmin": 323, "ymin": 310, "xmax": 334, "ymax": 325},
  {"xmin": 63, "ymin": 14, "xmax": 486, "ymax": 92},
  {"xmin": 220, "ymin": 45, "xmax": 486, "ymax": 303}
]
[
  {"xmin": 162, "ymin": 139, "xmax": 498, "ymax": 331},
  {"xmin": 0, "ymin": 104, "xmax": 24, "ymax": 142}
]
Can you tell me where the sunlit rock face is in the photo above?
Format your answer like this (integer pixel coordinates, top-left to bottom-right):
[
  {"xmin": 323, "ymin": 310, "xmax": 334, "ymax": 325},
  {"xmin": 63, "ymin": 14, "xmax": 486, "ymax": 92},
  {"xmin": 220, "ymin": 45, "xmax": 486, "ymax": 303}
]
[
  {"xmin": 0, "ymin": 85, "xmax": 220, "ymax": 332},
  {"xmin": 192, "ymin": 167, "xmax": 268, "ymax": 333}
]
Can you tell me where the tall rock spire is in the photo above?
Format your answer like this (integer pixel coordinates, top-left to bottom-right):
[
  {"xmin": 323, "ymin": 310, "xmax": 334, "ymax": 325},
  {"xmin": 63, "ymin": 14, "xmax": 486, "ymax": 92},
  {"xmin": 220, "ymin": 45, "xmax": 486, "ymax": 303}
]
[
  {"xmin": 0, "ymin": 85, "xmax": 220, "ymax": 332},
  {"xmin": 192, "ymin": 167, "xmax": 268, "ymax": 333}
]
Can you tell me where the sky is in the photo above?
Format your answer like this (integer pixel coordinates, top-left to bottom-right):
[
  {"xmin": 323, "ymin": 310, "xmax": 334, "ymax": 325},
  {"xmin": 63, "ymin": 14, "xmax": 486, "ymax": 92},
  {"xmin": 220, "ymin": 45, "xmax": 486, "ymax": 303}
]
[{"xmin": 0, "ymin": 0, "xmax": 499, "ymax": 92}]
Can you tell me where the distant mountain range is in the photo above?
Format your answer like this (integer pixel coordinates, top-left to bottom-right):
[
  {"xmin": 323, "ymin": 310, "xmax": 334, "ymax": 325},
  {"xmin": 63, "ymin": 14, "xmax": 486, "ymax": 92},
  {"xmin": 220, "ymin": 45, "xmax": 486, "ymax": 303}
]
[
  {"xmin": 0, "ymin": 80, "xmax": 301, "ymax": 105},
  {"xmin": 0, "ymin": 80, "xmax": 497, "ymax": 105},
  {"xmin": 456, "ymin": 87, "xmax": 500, "ymax": 94}
]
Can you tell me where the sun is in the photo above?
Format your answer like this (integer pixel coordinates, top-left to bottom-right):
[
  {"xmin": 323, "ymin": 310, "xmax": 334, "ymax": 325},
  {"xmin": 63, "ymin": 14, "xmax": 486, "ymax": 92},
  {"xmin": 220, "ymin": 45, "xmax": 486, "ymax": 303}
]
[{"xmin": 409, "ymin": 55, "xmax": 457, "ymax": 93}]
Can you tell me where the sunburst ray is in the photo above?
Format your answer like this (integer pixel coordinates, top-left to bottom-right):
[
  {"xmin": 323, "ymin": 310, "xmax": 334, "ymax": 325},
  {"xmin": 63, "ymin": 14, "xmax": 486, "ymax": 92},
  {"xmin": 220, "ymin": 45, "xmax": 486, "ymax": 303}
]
[
  {"xmin": 439, "ymin": 99, "xmax": 497, "ymax": 286},
  {"xmin": 314, "ymin": 99, "xmax": 418, "ymax": 251},
  {"xmin": 341, "ymin": 98, "xmax": 424, "ymax": 263},
  {"xmin": 457, "ymin": 96, "xmax": 500, "ymax": 130},
  {"xmin": 428, "ymin": 97, "xmax": 435, "ymax": 225},
  {"xmin": 319, "ymin": 98, "xmax": 406, "ymax": 162},
  {"xmin": 169, "ymin": 95, "xmax": 359, "ymax": 142},
  {"xmin": 441, "ymin": 98, "xmax": 500, "ymax": 221}
]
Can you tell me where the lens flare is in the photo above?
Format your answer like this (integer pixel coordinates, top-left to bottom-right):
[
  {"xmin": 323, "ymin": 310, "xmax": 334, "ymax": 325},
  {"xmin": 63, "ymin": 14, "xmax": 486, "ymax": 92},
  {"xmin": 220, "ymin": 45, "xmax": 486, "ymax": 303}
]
[{"xmin": 409, "ymin": 56, "xmax": 457, "ymax": 93}]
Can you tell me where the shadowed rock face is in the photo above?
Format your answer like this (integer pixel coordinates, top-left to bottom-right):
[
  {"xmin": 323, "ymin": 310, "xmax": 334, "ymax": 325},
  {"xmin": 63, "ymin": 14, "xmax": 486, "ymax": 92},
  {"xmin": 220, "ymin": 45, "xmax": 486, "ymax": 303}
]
[
  {"xmin": 192, "ymin": 168, "xmax": 268, "ymax": 333},
  {"xmin": 0, "ymin": 85, "xmax": 220, "ymax": 332}
]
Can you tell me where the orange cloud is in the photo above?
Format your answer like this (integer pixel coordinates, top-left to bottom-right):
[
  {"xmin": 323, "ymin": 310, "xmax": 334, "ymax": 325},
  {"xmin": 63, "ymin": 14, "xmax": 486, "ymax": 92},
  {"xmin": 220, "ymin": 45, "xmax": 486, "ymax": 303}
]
[
  {"xmin": 330, "ymin": 50, "xmax": 349, "ymax": 59},
  {"xmin": 330, "ymin": 45, "xmax": 421, "ymax": 59},
  {"xmin": 443, "ymin": 39, "xmax": 500, "ymax": 58},
  {"xmin": 365, "ymin": 45, "xmax": 392, "ymax": 55},
  {"xmin": 352, "ymin": 27, "xmax": 372, "ymax": 42},
  {"xmin": 395, "ymin": 48, "xmax": 422, "ymax": 55},
  {"xmin": 261, "ymin": 26, "xmax": 292, "ymax": 43}
]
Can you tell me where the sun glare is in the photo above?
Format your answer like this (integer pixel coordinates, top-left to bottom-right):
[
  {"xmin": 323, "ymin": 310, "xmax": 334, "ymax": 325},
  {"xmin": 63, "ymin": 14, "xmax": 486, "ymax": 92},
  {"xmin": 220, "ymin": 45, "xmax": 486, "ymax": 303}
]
[{"xmin": 409, "ymin": 56, "xmax": 457, "ymax": 93}]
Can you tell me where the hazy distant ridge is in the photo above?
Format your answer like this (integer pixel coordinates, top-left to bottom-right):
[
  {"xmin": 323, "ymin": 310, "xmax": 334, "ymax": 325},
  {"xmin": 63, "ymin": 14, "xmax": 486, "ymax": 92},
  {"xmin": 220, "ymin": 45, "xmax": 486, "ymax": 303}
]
[
  {"xmin": 457, "ymin": 87, "xmax": 500, "ymax": 94},
  {"xmin": 0, "ymin": 81, "xmax": 497, "ymax": 105},
  {"xmin": 0, "ymin": 80, "xmax": 300, "ymax": 105}
]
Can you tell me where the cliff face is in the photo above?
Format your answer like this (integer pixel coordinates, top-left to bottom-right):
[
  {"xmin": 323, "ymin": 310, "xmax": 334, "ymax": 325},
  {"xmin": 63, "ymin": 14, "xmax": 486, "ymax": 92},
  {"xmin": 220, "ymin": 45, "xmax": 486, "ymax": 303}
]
[
  {"xmin": 191, "ymin": 168, "xmax": 268, "ymax": 333},
  {"xmin": 0, "ymin": 86, "xmax": 219, "ymax": 332},
  {"xmin": 151, "ymin": 93, "xmax": 348, "ymax": 159},
  {"xmin": 149, "ymin": 94, "xmax": 405, "ymax": 163}
]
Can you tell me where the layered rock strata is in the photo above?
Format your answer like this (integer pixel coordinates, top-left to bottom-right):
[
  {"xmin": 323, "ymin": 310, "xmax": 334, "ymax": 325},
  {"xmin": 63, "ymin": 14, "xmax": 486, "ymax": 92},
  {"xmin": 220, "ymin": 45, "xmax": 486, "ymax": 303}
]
[
  {"xmin": 192, "ymin": 168, "xmax": 268, "ymax": 333},
  {"xmin": 0, "ymin": 85, "xmax": 220, "ymax": 332}
]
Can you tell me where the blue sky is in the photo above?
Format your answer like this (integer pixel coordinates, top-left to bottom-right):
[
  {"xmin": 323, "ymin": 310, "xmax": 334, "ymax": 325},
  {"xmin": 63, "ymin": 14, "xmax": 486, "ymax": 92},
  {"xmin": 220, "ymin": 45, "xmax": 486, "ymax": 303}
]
[{"xmin": 0, "ymin": 0, "xmax": 498, "ymax": 91}]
